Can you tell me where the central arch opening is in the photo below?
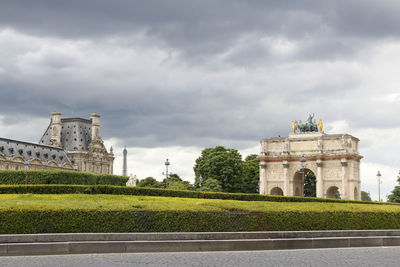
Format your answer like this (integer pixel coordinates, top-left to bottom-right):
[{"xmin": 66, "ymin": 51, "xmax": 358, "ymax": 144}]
[{"xmin": 293, "ymin": 168, "xmax": 316, "ymax": 197}]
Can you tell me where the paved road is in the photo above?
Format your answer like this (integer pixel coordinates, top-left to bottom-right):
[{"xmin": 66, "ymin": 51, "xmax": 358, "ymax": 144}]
[{"xmin": 1, "ymin": 247, "xmax": 400, "ymax": 266}]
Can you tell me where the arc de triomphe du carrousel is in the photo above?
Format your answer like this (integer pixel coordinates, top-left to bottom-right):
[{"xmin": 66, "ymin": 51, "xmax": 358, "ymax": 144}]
[{"xmin": 258, "ymin": 115, "xmax": 362, "ymax": 200}]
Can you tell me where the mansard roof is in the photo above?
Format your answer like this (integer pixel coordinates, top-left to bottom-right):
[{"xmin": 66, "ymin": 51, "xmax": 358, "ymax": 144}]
[
  {"xmin": 0, "ymin": 137, "xmax": 72, "ymax": 165},
  {"xmin": 39, "ymin": 117, "xmax": 94, "ymax": 151}
]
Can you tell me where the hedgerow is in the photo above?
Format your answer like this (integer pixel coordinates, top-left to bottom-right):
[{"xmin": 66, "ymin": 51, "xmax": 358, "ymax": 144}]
[
  {"xmin": 0, "ymin": 170, "xmax": 128, "ymax": 186},
  {"xmin": 0, "ymin": 184, "xmax": 396, "ymax": 205},
  {"xmin": 2, "ymin": 210, "xmax": 399, "ymax": 234},
  {"xmin": 0, "ymin": 193, "xmax": 399, "ymax": 233}
]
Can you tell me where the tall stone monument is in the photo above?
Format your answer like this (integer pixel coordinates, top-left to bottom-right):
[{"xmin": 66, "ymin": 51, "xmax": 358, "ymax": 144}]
[
  {"xmin": 122, "ymin": 147, "xmax": 128, "ymax": 176},
  {"xmin": 258, "ymin": 115, "xmax": 362, "ymax": 200}
]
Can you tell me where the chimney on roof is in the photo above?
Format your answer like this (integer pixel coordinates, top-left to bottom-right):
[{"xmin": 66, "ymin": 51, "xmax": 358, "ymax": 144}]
[
  {"xmin": 50, "ymin": 112, "xmax": 62, "ymax": 147},
  {"xmin": 90, "ymin": 113, "xmax": 100, "ymax": 141}
]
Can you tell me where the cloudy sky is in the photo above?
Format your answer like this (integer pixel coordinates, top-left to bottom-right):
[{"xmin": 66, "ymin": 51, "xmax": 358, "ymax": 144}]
[{"xmin": 1, "ymin": 0, "xmax": 400, "ymax": 200}]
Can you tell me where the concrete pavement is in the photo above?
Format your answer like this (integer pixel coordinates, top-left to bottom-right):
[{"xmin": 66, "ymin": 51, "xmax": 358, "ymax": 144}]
[
  {"xmin": 1, "ymin": 230, "xmax": 400, "ymax": 256},
  {"xmin": 1, "ymin": 247, "xmax": 400, "ymax": 266}
]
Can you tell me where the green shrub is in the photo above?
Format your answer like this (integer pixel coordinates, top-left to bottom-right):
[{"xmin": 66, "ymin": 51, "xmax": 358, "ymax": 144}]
[
  {"xmin": 0, "ymin": 170, "xmax": 128, "ymax": 186},
  {"xmin": 0, "ymin": 209, "xmax": 399, "ymax": 234},
  {"xmin": 0, "ymin": 193, "xmax": 399, "ymax": 233},
  {"xmin": 0, "ymin": 184, "xmax": 396, "ymax": 206}
]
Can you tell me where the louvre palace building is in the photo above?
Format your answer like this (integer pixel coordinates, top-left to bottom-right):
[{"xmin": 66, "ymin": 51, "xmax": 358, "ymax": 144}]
[{"xmin": 0, "ymin": 112, "xmax": 114, "ymax": 174}]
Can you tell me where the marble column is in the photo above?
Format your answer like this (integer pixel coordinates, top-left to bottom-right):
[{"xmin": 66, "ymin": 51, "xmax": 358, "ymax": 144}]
[
  {"xmin": 341, "ymin": 159, "xmax": 348, "ymax": 199},
  {"xmin": 316, "ymin": 160, "xmax": 323, "ymax": 198},
  {"xmin": 283, "ymin": 161, "xmax": 289, "ymax": 196},
  {"xmin": 259, "ymin": 161, "xmax": 267, "ymax": 195}
]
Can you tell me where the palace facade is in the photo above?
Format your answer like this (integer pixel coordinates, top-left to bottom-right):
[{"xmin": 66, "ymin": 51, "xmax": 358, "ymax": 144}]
[{"xmin": 0, "ymin": 112, "xmax": 114, "ymax": 174}]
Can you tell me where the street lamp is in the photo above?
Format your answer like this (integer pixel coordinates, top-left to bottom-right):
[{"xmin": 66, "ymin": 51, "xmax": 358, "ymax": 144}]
[
  {"xmin": 163, "ymin": 159, "xmax": 171, "ymax": 188},
  {"xmin": 24, "ymin": 160, "xmax": 30, "ymax": 184},
  {"xmin": 377, "ymin": 171, "xmax": 382, "ymax": 202}
]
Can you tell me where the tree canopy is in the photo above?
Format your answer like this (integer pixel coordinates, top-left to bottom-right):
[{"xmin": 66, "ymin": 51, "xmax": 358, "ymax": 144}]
[
  {"xmin": 361, "ymin": 191, "xmax": 372, "ymax": 201},
  {"xmin": 241, "ymin": 154, "xmax": 259, "ymax": 193},
  {"xmin": 388, "ymin": 171, "xmax": 400, "ymax": 202},
  {"xmin": 137, "ymin": 177, "xmax": 163, "ymax": 188},
  {"xmin": 194, "ymin": 146, "xmax": 244, "ymax": 193}
]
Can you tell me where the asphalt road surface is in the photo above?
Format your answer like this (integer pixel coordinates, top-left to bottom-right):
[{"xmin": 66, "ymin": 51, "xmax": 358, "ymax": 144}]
[{"xmin": 1, "ymin": 247, "xmax": 400, "ymax": 266}]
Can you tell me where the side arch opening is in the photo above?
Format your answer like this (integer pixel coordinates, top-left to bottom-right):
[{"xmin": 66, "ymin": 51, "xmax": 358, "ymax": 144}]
[
  {"xmin": 326, "ymin": 186, "xmax": 341, "ymax": 199},
  {"xmin": 270, "ymin": 187, "xmax": 283, "ymax": 196}
]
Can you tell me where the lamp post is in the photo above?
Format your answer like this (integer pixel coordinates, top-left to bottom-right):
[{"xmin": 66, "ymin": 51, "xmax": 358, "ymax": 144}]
[
  {"xmin": 24, "ymin": 160, "xmax": 30, "ymax": 184},
  {"xmin": 377, "ymin": 171, "xmax": 382, "ymax": 202},
  {"xmin": 300, "ymin": 155, "xmax": 306, "ymax": 196},
  {"xmin": 163, "ymin": 159, "xmax": 170, "ymax": 188}
]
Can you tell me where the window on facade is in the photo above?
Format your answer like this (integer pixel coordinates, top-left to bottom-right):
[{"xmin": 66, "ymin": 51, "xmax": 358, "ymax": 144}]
[
  {"xmin": 5, "ymin": 164, "xmax": 8, "ymax": 170},
  {"xmin": 15, "ymin": 165, "xmax": 18, "ymax": 170}
]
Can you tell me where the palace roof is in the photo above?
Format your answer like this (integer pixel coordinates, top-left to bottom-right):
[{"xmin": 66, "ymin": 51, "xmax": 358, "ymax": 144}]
[{"xmin": 0, "ymin": 137, "xmax": 71, "ymax": 165}]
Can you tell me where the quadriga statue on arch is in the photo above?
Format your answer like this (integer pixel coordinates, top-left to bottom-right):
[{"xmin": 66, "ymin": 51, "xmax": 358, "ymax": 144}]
[{"xmin": 292, "ymin": 114, "xmax": 323, "ymax": 134}]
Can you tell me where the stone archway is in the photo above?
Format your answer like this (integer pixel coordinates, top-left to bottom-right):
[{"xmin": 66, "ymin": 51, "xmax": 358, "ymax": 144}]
[
  {"xmin": 270, "ymin": 187, "xmax": 283, "ymax": 196},
  {"xmin": 258, "ymin": 129, "xmax": 363, "ymax": 200}
]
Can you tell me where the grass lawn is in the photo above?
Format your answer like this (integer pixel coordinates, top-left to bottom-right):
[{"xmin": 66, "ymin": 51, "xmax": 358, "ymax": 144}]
[{"xmin": 1, "ymin": 194, "xmax": 400, "ymax": 213}]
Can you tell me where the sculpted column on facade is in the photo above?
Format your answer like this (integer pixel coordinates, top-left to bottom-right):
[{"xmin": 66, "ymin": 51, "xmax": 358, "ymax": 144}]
[
  {"xmin": 283, "ymin": 161, "xmax": 289, "ymax": 196},
  {"xmin": 341, "ymin": 159, "xmax": 348, "ymax": 199},
  {"xmin": 259, "ymin": 161, "xmax": 267, "ymax": 195},
  {"xmin": 316, "ymin": 160, "xmax": 323, "ymax": 198}
]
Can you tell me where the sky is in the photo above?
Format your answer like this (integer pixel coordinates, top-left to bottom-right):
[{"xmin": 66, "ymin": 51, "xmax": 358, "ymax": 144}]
[{"xmin": 1, "ymin": 0, "xmax": 400, "ymax": 201}]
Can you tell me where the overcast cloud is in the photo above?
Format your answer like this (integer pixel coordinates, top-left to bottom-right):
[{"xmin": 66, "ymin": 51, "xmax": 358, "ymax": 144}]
[{"xmin": 1, "ymin": 0, "xmax": 400, "ymax": 200}]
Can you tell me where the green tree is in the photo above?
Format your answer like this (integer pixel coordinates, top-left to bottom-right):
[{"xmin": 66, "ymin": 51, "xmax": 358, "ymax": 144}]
[
  {"xmin": 388, "ymin": 172, "xmax": 400, "ymax": 202},
  {"xmin": 167, "ymin": 181, "xmax": 187, "ymax": 190},
  {"xmin": 304, "ymin": 171, "xmax": 316, "ymax": 197},
  {"xmin": 137, "ymin": 177, "xmax": 163, "ymax": 188},
  {"xmin": 194, "ymin": 146, "xmax": 243, "ymax": 193},
  {"xmin": 198, "ymin": 178, "xmax": 223, "ymax": 192},
  {"xmin": 241, "ymin": 154, "xmax": 259, "ymax": 193},
  {"xmin": 162, "ymin": 174, "xmax": 182, "ymax": 188},
  {"xmin": 361, "ymin": 191, "xmax": 372, "ymax": 201},
  {"xmin": 162, "ymin": 174, "xmax": 194, "ymax": 190}
]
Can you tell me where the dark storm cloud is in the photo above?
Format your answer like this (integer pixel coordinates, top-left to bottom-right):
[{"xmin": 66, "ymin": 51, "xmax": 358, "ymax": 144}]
[
  {"xmin": 2, "ymin": 0, "xmax": 400, "ymax": 59},
  {"xmin": 1, "ymin": 0, "xmax": 400, "ymax": 150}
]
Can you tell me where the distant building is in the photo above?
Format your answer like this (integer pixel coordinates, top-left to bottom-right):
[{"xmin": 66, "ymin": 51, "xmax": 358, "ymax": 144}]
[
  {"xmin": 0, "ymin": 112, "xmax": 114, "ymax": 174},
  {"xmin": 39, "ymin": 112, "xmax": 114, "ymax": 174}
]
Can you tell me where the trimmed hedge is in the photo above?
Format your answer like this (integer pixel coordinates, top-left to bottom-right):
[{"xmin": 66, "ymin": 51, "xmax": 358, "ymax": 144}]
[
  {"xmin": 0, "ymin": 170, "xmax": 128, "ymax": 186},
  {"xmin": 0, "ymin": 184, "xmax": 396, "ymax": 206},
  {"xmin": 0, "ymin": 209, "xmax": 399, "ymax": 234}
]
